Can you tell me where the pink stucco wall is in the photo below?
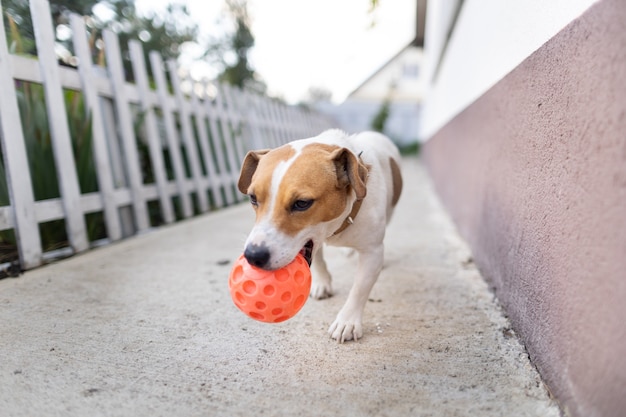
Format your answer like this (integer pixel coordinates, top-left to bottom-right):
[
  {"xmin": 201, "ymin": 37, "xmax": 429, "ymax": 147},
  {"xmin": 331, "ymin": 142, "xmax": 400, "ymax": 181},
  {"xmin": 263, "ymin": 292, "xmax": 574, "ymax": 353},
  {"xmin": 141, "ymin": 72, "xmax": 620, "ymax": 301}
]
[{"xmin": 423, "ymin": 1, "xmax": 626, "ymax": 416}]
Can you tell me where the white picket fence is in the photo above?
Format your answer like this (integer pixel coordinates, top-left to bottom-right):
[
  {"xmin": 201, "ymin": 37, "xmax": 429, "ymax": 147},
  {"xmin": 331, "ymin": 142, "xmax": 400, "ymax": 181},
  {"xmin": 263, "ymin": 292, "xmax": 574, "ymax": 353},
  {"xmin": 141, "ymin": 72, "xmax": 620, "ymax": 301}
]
[{"xmin": 0, "ymin": 0, "xmax": 336, "ymax": 271}]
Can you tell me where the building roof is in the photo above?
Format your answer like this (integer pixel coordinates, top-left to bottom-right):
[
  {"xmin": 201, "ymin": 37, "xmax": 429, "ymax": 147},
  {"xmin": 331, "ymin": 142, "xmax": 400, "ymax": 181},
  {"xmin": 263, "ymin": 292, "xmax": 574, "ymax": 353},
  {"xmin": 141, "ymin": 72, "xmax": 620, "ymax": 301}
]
[{"xmin": 345, "ymin": 0, "xmax": 427, "ymax": 99}]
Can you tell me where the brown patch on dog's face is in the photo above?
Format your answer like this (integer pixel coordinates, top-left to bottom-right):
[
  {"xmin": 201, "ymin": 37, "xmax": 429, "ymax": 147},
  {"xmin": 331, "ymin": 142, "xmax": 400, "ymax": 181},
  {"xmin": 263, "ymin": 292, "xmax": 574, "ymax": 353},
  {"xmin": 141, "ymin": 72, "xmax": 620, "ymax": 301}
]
[
  {"xmin": 238, "ymin": 149, "xmax": 269, "ymax": 194},
  {"xmin": 243, "ymin": 145, "xmax": 295, "ymax": 220},
  {"xmin": 268, "ymin": 144, "xmax": 354, "ymax": 236}
]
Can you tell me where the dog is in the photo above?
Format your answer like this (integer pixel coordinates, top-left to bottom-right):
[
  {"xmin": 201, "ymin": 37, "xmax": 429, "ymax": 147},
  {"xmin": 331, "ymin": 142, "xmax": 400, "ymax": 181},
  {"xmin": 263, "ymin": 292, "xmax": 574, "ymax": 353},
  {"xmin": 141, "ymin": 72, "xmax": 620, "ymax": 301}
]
[{"xmin": 237, "ymin": 129, "xmax": 403, "ymax": 342}]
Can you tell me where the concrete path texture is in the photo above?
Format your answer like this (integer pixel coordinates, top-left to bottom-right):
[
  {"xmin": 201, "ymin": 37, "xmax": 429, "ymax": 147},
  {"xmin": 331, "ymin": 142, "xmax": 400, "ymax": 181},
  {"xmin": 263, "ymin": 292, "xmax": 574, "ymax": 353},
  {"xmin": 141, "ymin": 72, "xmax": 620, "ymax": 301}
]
[{"xmin": 0, "ymin": 157, "xmax": 560, "ymax": 417}]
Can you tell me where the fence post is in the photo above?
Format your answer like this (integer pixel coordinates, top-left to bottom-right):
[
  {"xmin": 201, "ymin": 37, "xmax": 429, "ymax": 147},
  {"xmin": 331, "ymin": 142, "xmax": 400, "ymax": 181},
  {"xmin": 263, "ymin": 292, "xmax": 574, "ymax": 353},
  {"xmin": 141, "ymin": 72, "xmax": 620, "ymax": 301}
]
[
  {"xmin": 0, "ymin": 6, "xmax": 42, "ymax": 269},
  {"xmin": 220, "ymin": 84, "xmax": 246, "ymax": 166},
  {"xmin": 102, "ymin": 29, "xmax": 150, "ymax": 232},
  {"xmin": 240, "ymin": 90, "xmax": 263, "ymax": 151},
  {"xmin": 214, "ymin": 84, "xmax": 242, "ymax": 203},
  {"xmin": 167, "ymin": 60, "xmax": 209, "ymax": 212},
  {"xmin": 203, "ymin": 81, "xmax": 236, "ymax": 205},
  {"xmin": 189, "ymin": 81, "xmax": 224, "ymax": 208},
  {"xmin": 30, "ymin": 0, "xmax": 89, "ymax": 253},
  {"xmin": 149, "ymin": 52, "xmax": 193, "ymax": 218},
  {"xmin": 70, "ymin": 14, "xmax": 122, "ymax": 242},
  {"xmin": 103, "ymin": 30, "xmax": 151, "ymax": 232},
  {"xmin": 260, "ymin": 96, "xmax": 280, "ymax": 149},
  {"xmin": 128, "ymin": 40, "xmax": 175, "ymax": 224}
]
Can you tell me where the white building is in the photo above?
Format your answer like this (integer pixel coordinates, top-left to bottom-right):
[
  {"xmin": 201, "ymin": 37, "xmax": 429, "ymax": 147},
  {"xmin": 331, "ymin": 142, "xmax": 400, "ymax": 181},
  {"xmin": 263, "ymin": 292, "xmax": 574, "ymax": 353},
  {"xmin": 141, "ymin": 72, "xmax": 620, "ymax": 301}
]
[{"xmin": 316, "ymin": 1, "xmax": 427, "ymax": 146}]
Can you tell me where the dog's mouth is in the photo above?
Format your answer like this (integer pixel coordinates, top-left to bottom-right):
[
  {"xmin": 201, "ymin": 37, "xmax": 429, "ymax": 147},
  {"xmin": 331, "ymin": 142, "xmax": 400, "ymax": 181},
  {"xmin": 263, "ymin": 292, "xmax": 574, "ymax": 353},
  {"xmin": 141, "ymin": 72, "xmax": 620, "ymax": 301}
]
[{"xmin": 299, "ymin": 240, "xmax": 313, "ymax": 266}]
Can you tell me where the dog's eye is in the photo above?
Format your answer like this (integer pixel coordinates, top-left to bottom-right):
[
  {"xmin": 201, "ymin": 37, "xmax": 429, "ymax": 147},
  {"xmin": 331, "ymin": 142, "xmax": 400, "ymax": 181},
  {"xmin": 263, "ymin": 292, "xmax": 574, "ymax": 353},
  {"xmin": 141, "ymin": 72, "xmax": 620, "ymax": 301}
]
[
  {"xmin": 291, "ymin": 199, "xmax": 313, "ymax": 212},
  {"xmin": 249, "ymin": 194, "xmax": 258, "ymax": 206}
]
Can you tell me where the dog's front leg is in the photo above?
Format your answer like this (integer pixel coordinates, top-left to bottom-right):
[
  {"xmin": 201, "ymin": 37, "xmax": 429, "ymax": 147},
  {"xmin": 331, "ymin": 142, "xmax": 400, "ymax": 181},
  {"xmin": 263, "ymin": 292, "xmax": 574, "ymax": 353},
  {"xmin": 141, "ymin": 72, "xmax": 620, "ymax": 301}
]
[
  {"xmin": 310, "ymin": 244, "xmax": 333, "ymax": 299},
  {"xmin": 328, "ymin": 245, "xmax": 383, "ymax": 343}
]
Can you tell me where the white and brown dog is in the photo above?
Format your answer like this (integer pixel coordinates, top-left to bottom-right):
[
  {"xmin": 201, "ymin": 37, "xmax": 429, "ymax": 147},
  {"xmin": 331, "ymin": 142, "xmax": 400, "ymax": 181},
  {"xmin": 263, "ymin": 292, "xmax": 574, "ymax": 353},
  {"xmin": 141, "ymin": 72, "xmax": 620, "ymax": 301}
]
[{"xmin": 237, "ymin": 129, "xmax": 403, "ymax": 342}]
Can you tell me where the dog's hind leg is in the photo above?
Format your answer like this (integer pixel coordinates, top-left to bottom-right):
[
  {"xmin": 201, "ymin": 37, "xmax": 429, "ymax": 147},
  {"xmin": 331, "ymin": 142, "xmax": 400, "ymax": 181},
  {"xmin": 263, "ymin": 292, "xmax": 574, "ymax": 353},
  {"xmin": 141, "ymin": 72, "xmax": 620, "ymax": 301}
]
[
  {"xmin": 328, "ymin": 245, "xmax": 384, "ymax": 343},
  {"xmin": 310, "ymin": 244, "xmax": 333, "ymax": 299}
]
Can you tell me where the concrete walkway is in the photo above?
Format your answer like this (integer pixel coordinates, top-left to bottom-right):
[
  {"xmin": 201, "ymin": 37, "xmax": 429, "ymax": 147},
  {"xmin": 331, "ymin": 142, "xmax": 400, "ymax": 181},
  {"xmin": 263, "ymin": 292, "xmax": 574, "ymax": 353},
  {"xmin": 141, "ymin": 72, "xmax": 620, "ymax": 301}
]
[{"xmin": 0, "ymin": 157, "xmax": 560, "ymax": 417}]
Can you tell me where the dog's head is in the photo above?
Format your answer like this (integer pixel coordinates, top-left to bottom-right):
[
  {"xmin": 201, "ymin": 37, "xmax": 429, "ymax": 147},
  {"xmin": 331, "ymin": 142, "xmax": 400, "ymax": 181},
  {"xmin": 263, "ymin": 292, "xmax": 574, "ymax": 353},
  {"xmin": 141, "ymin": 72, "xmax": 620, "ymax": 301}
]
[{"xmin": 237, "ymin": 141, "xmax": 368, "ymax": 270}]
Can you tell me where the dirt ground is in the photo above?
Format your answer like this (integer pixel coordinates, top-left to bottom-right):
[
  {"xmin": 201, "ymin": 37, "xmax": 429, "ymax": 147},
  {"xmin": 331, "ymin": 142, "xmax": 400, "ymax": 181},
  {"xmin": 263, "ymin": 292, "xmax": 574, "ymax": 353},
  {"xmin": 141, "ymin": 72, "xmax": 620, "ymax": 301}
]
[{"xmin": 0, "ymin": 157, "xmax": 560, "ymax": 417}]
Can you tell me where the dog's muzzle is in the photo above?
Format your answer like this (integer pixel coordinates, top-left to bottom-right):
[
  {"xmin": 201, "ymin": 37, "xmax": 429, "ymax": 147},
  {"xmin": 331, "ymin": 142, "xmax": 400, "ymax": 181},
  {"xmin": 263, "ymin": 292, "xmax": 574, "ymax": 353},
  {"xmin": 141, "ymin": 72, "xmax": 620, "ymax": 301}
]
[
  {"xmin": 243, "ymin": 243, "xmax": 271, "ymax": 269},
  {"xmin": 244, "ymin": 240, "xmax": 313, "ymax": 270}
]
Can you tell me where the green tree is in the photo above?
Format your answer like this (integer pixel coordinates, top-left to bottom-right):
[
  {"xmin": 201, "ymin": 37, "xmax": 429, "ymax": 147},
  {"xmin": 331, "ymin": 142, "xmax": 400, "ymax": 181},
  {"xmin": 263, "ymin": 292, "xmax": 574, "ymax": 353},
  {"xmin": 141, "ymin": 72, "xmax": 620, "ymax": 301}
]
[
  {"xmin": 3, "ymin": 0, "xmax": 198, "ymax": 79},
  {"xmin": 209, "ymin": 0, "xmax": 265, "ymax": 93},
  {"xmin": 3, "ymin": 0, "xmax": 97, "ymax": 54},
  {"xmin": 96, "ymin": 1, "xmax": 198, "ymax": 79},
  {"xmin": 370, "ymin": 99, "xmax": 390, "ymax": 133},
  {"xmin": 306, "ymin": 86, "xmax": 333, "ymax": 103},
  {"xmin": 371, "ymin": 80, "xmax": 396, "ymax": 133}
]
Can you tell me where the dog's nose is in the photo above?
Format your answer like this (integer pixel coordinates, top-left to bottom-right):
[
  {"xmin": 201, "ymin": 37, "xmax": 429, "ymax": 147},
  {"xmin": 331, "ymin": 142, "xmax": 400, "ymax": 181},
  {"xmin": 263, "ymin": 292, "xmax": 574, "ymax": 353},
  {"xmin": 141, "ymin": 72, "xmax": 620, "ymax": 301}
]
[{"xmin": 244, "ymin": 244, "xmax": 271, "ymax": 269}]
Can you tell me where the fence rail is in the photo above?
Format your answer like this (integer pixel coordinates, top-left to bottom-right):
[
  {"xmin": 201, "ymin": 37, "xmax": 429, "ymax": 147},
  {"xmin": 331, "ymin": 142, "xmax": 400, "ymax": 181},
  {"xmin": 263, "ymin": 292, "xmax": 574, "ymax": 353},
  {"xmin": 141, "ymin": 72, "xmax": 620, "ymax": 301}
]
[{"xmin": 0, "ymin": 0, "xmax": 335, "ymax": 271}]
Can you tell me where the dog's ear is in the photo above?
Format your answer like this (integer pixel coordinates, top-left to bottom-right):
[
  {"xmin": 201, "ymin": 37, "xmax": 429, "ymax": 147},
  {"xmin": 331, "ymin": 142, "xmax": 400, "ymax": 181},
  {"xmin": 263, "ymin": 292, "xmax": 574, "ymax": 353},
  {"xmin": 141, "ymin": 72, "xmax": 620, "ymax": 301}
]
[
  {"xmin": 330, "ymin": 147, "xmax": 368, "ymax": 199},
  {"xmin": 238, "ymin": 149, "xmax": 270, "ymax": 193}
]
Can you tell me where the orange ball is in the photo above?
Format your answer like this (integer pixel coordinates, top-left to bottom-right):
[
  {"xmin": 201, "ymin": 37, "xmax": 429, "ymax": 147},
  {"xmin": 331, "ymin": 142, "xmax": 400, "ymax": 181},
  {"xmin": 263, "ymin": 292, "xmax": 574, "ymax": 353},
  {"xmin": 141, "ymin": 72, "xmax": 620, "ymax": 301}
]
[{"xmin": 229, "ymin": 253, "xmax": 311, "ymax": 323}]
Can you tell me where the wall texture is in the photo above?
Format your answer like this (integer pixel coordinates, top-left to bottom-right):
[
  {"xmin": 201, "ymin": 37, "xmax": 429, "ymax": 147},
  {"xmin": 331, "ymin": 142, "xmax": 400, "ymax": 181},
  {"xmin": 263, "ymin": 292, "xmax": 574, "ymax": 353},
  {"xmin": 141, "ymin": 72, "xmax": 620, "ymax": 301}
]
[{"xmin": 422, "ymin": 1, "xmax": 626, "ymax": 416}]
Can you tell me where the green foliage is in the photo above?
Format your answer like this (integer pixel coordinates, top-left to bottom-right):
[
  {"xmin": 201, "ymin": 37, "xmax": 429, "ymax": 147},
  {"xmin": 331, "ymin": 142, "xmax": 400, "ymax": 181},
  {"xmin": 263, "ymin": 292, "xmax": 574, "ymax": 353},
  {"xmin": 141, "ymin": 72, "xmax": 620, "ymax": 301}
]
[
  {"xmin": 398, "ymin": 141, "xmax": 421, "ymax": 156},
  {"xmin": 209, "ymin": 0, "xmax": 265, "ymax": 93},
  {"xmin": 16, "ymin": 83, "xmax": 61, "ymax": 201},
  {"xmin": 3, "ymin": 0, "xmax": 98, "ymax": 54},
  {"xmin": 98, "ymin": 1, "xmax": 198, "ymax": 79},
  {"xmin": 0, "ymin": 11, "xmax": 109, "ymax": 261},
  {"xmin": 218, "ymin": 0, "xmax": 254, "ymax": 88},
  {"xmin": 3, "ymin": 0, "xmax": 198, "ymax": 80},
  {"xmin": 370, "ymin": 99, "xmax": 390, "ymax": 133},
  {"xmin": 0, "ymin": 81, "xmax": 104, "ymax": 253},
  {"xmin": 3, "ymin": 11, "xmax": 34, "ymax": 54}
]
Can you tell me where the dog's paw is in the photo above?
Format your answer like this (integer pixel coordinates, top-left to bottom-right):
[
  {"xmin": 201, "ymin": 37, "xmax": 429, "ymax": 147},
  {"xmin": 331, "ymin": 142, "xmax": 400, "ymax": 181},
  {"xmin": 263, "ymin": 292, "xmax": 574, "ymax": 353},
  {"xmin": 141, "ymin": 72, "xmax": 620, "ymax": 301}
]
[
  {"xmin": 310, "ymin": 281, "xmax": 333, "ymax": 300},
  {"xmin": 328, "ymin": 316, "xmax": 363, "ymax": 343}
]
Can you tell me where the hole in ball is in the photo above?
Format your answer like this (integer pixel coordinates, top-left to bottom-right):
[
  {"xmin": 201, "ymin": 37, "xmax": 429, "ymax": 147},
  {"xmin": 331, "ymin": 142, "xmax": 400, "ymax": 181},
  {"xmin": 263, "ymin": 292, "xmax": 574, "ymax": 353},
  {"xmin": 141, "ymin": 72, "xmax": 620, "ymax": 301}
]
[
  {"xmin": 249, "ymin": 311, "xmax": 264, "ymax": 320},
  {"xmin": 242, "ymin": 280, "xmax": 257, "ymax": 295},
  {"xmin": 294, "ymin": 294, "xmax": 306, "ymax": 309},
  {"xmin": 294, "ymin": 270, "xmax": 305, "ymax": 285},
  {"xmin": 231, "ymin": 265, "xmax": 244, "ymax": 282},
  {"xmin": 263, "ymin": 285, "xmax": 275, "ymax": 296},
  {"xmin": 281, "ymin": 291, "xmax": 292, "ymax": 302},
  {"xmin": 235, "ymin": 292, "xmax": 246, "ymax": 305},
  {"xmin": 274, "ymin": 269, "xmax": 289, "ymax": 282},
  {"xmin": 256, "ymin": 301, "xmax": 267, "ymax": 310}
]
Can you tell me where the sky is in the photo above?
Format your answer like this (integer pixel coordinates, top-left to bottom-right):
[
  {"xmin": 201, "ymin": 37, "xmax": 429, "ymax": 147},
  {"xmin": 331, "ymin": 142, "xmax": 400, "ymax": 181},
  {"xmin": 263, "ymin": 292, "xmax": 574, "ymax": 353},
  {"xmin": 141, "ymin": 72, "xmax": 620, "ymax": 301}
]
[{"xmin": 134, "ymin": 0, "xmax": 416, "ymax": 103}]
